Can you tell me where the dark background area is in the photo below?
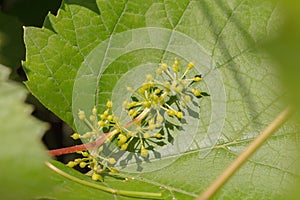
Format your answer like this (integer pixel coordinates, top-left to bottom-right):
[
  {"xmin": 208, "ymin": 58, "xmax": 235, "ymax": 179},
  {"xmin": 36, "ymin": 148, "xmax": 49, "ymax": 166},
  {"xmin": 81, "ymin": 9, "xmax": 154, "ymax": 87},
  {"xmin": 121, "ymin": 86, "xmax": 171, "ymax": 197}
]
[
  {"xmin": 1, "ymin": 0, "xmax": 61, "ymax": 26},
  {"xmin": 0, "ymin": 0, "xmax": 82, "ymax": 164}
]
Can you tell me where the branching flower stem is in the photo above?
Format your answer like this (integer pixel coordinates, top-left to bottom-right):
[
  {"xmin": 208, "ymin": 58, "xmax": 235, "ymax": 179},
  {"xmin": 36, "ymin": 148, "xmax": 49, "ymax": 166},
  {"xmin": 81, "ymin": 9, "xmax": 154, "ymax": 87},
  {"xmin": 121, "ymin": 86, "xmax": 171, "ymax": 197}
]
[
  {"xmin": 197, "ymin": 106, "xmax": 293, "ymax": 200},
  {"xmin": 48, "ymin": 108, "xmax": 150, "ymax": 156}
]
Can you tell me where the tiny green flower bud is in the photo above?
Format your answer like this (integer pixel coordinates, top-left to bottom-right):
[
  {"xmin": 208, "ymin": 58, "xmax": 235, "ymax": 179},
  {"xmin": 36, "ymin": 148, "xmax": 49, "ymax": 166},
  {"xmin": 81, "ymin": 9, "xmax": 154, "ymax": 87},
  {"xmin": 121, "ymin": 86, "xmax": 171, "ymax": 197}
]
[
  {"xmin": 142, "ymin": 83, "xmax": 151, "ymax": 90},
  {"xmin": 103, "ymin": 109, "xmax": 109, "ymax": 116},
  {"xmin": 138, "ymin": 87, "xmax": 145, "ymax": 94},
  {"xmin": 92, "ymin": 173, "xmax": 103, "ymax": 182},
  {"xmin": 174, "ymin": 58, "xmax": 179, "ymax": 65},
  {"xmin": 187, "ymin": 62, "xmax": 194, "ymax": 70},
  {"xmin": 106, "ymin": 100, "xmax": 113, "ymax": 108},
  {"xmin": 192, "ymin": 89, "xmax": 202, "ymax": 97},
  {"xmin": 154, "ymin": 133, "xmax": 163, "ymax": 138},
  {"xmin": 142, "ymin": 101, "xmax": 151, "ymax": 108},
  {"xmin": 129, "ymin": 101, "xmax": 138, "ymax": 107},
  {"xmin": 193, "ymin": 76, "xmax": 202, "ymax": 82},
  {"xmin": 71, "ymin": 133, "xmax": 80, "ymax": 140},
  {"xmin": 100, "ymin": 114, "xmax": 106, "ymax": 120},
  {"xmin": 107, "ymin": 115, "xmax": 113, "ymax": 121},
  {"xmin": 167, "ymin": 109, "xmax": 175, "ymax": 116},
  {"xmin": 128, "ymin": 109, "xmax": 135, "ymax": 116},
  {"xmin": 132, "ymin": 111, "xmax": 138, "ymax": 117},
  {"xmin": 118, "ymin": 134, "xmax": 127, "ymax": 145},
  {"xmin": 98, "ymin": 120, "xmax": 105, "ymax": 127},
  {"xmin": 174, "ymin": 58, "xmax": 179, "ymax": 64},
  {"xmin": 175, "ymin": 111, "xmax": 183, "ymax": 119},
  {"xmin": 67, "ymin": 161, "xmax": 76, "ymax": 168},
  {"xmin": 121, "ymin": 143, "xmax": 128, "ymax": 151},
  {"xmin": 79, "ymin": 162, "xmax": 87, "ymax": 168},
  {"xmin": 107, "ymin": 158, "xmax": 116, "ymax": 165},
  {"xmin": 93, "ymin": 164, "xmax": 99, "ymax": 171},
  {"xmin": 148, "ymin": 118, "xmax": 155, "ymax": 125},
  {"xmin": 92, "ymin": 106, "xmax": 97, "ymax": 115},
  {"xmin": 172, "ymin": 58, "xmax": 179, "ymax": 72},
  {"xmin": 78, "ymin": 110, "xmax": 85, "ymax": 120},
  {"xmin": 141, "ymin": 146, "xmax": 149, "ymax": 157},
  {"xmin": 98, "ymin": 146, "xmax": 103, "ymax": 152},
  {"xmin": 82, "ymin": 151, "xmax": 89, "ymax": 157},
  {"xmin": 154, "ymin": 88, "xmax": 161, "ymax": 94},
  {"xmin": 153, "ymin": 94, "xmax": 159, "ymax": 102}
]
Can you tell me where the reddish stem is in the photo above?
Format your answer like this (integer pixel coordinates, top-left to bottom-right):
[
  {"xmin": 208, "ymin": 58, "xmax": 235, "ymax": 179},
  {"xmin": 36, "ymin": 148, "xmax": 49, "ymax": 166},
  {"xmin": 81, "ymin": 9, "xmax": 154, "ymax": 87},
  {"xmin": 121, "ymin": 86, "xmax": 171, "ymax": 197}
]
[
  {"xmin": 48, "ymin": 132, "xmax": 111, "ymax": 156},
  {"xmin": 47, "ymin": 108, "xmax": 150, "ymax": 156}
]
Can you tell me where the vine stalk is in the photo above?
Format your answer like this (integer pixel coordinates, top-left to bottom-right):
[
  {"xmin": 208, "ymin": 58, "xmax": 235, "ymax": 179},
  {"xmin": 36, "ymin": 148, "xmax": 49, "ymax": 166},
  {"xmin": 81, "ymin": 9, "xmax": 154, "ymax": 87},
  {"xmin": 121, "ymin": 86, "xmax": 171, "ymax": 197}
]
[{"xmin": 197, "ymin": 106, "xmax": 293, "ymax": 200}]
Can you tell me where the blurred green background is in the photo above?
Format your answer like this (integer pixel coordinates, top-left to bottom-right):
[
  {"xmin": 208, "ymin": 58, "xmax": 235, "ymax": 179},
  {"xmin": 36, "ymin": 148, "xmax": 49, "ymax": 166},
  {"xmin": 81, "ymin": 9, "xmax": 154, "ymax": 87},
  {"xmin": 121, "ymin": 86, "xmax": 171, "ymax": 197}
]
[
  {"xmin": 266, "ymin": 1, "xmax": 300, "ymax": 111},
  {"xmin": 266, "ymin": 1, "xmax": 300, "ymax": 199}
]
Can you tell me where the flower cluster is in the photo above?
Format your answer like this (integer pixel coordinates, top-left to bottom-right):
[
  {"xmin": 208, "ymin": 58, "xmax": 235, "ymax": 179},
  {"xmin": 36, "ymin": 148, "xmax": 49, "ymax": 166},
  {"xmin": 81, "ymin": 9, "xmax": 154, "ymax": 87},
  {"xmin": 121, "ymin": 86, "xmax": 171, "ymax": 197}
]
[
  {"xmin": 67, "ymin": 101, "xmax": 120, "ymax": 181},
  {"xmin": 66, "ymin": 59, "xmax": 208, "ymax": 181}
]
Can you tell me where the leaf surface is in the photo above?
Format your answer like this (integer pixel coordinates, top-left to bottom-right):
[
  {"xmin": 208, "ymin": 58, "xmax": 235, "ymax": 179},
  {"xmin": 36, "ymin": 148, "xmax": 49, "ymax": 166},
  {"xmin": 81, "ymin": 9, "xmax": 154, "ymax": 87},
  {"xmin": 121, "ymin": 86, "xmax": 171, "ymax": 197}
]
[
  {"xmin": 23, "ymin": 0, "xmax": 299, "ymax": 199},
  {"xmin": 0, "ymin": 65, "xmax": 52, "ymax": 200}
]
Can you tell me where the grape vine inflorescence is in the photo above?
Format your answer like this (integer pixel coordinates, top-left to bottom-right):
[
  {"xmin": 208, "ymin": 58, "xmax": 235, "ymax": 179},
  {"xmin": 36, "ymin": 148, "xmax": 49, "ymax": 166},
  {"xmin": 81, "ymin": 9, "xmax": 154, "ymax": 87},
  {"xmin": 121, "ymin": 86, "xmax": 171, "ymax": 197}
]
[{"xmin": 67, "ymin": 59, "xmax": 209, "ymax": 181}]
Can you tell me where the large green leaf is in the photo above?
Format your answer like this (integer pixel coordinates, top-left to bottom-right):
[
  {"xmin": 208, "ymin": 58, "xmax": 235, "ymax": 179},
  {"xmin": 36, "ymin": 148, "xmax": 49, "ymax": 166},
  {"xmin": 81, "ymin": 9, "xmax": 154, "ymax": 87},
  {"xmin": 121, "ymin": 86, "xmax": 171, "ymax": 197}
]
[
  {"xmin": 0, "ymin": 64, "xmax": 52, "ymax": 200},
  {"xmin": 23, "ymin": 0, "xmax": 299, "ymax": 199}
]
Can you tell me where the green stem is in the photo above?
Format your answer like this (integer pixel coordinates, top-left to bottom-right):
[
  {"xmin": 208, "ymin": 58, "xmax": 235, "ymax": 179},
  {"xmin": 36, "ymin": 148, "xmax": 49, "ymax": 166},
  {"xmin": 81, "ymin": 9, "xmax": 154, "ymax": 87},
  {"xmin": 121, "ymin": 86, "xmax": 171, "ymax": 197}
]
[{"xmin": 45, "ymin": 161, "xmax": 162, "ymax": 199}]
